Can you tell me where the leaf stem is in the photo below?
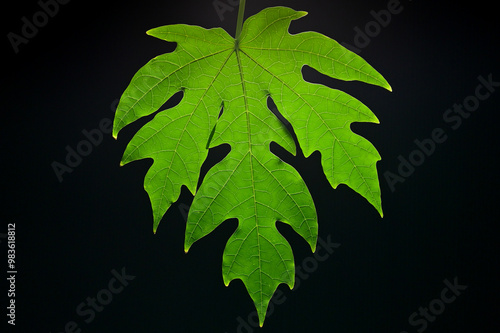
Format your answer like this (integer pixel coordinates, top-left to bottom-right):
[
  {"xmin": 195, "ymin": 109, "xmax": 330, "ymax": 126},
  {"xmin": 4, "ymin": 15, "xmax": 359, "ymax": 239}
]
[{"xmin": 235, "ymin": 0, "xmax": 246, "ymax": 41}]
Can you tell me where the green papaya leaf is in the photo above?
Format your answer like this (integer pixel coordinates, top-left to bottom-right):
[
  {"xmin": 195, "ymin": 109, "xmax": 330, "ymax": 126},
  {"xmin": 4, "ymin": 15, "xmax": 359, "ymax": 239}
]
[{"xmin": 113, "ymin": 6, "xmax": 390, "ymax": 326}]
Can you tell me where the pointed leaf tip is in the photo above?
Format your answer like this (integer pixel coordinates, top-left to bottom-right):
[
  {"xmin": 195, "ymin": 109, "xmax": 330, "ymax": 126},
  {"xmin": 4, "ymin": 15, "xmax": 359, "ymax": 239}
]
[
  {"xmin": 311, "ymin": 243, "xmax": 317, "ymax": 253},
  {"xmin": 375, "ymin": 204, "xmax": 384, "ymax": 218},
  {"xmin": 184, "ymin": 242, "xmax": 192, "ymax": 254}
]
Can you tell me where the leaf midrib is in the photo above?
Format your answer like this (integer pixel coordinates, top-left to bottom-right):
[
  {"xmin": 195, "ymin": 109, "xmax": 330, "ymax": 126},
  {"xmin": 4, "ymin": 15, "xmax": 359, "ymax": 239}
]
[{"xmin": 234, "ymin": 44, "xmax": 265, "ymax": 312}]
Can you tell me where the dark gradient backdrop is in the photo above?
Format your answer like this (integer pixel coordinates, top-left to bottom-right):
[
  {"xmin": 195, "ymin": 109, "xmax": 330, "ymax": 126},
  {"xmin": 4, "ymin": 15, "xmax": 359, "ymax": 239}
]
[{"xmin": 2, "ymin": 1, "xmax": 499, "ymax": 332}]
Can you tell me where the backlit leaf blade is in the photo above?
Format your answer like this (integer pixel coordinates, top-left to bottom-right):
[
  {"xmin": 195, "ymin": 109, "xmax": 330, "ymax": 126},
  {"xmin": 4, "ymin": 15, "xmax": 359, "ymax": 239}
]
[{"xmin": 113, "ymin": 5, "xmax": 391, "ymax": 326}]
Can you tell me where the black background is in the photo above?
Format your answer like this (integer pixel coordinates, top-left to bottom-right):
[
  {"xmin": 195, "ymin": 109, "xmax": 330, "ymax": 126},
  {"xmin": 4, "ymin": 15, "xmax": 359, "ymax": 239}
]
[{"xmin": 2, "ymin": 0, "xmax": 499, "ymax": 332}]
